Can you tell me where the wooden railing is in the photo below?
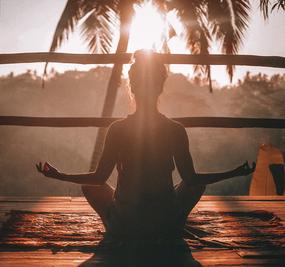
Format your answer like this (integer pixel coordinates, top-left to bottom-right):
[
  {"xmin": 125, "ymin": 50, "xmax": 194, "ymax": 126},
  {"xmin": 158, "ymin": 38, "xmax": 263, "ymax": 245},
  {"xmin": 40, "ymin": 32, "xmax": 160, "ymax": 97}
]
[
  {"xmin": 1, "ymin": 53, "xmax": 285, "ymax": 68},
  {"xmin": 1, "ymin": 52, "xmax": 284, "ymax": 129},
  {"xmin": 0, "ymin": 116, "xmax": 284, "ymax": 128}
]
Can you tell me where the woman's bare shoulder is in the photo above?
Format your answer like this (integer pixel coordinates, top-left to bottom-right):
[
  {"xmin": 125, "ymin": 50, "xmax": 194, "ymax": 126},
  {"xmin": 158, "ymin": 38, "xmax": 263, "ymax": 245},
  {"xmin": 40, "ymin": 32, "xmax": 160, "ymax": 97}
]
[
  {"xmin": 108, "ymin": 118, "xmax": 126, "ymax": 132},
  {"xmin": 163, "ymin": 116, "xmax": 185, "ymax": 133},
  {"xmin": 107, "ymin": 117, "xmax": 133, "ymax": 137}
]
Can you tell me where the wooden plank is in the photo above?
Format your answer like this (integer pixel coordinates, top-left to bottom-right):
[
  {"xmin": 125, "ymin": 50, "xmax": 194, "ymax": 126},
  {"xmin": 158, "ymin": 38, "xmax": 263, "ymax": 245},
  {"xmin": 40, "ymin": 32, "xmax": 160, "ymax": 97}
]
[
  {"xmin": 18, "ymin": 196, "xmax": 281, "ymax": 202},
  {"xmin": 195, "ymin": 207, "xmax": 285, "ymax": 213},
  {"xmin": 236, "ymin": 249, "xmax": 285, "ymax": 258},
  {"xmin": 200, "ymin": 196, "xmax": 285, "ymax": 201},
  {"xmin": 0, "ymin": 197, "xmax": 71, "ymax": 202},
  {"xmin": 197, "ymin": 201, "xmax": 285, "ymax": 205},
  {"xmin": 1, "ymin": 196, "xmax": 282, "ymax": 202},
  {"xmin": 1, "ymin": 250, "xmax": 285, "ymax": 266},
  {"xmin": 0, "ymin": 204, "xmax": 284, "ymax": 212},
  {"xmin": 193, "ymin": 249, "xmax": 285, "ymax": 266},
  {"xmin": 0, "ymin": 197, "xmax": 284, "ymax": 215}
]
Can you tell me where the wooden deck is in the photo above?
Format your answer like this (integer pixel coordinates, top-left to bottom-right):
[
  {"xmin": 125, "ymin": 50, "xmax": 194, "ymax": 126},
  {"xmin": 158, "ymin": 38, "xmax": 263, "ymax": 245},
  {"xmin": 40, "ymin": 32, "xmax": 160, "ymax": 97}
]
[{"xmin": 0, "ymin": 196, "xmax": 285, "ymax": 266}]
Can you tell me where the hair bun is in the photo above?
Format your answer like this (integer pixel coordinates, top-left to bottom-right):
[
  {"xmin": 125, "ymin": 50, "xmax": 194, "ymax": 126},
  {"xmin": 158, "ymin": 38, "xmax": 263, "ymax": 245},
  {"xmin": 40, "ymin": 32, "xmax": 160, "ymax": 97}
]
[
  {"xmin": 133, "ymin": 49, "xmax": 158, "ymax": 64},
  {"xmin": 128, "ymin": 50, "xmax": 167, "ymax": 93}
]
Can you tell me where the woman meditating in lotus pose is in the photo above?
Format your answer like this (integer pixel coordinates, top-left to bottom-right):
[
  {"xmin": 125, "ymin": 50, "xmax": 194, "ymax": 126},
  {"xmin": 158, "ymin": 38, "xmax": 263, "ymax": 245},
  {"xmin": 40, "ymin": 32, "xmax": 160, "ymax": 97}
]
[{"xmin": 36, "ymin": 50, "xmax": 255, "ymax": 239}]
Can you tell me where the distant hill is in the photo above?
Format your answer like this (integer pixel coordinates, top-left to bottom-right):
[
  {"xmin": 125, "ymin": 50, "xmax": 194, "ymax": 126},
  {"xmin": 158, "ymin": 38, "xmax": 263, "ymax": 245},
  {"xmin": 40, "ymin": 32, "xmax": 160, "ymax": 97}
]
[{"xmin": 0, "ymin": 68, "xmax": 284, "ymax": 196}]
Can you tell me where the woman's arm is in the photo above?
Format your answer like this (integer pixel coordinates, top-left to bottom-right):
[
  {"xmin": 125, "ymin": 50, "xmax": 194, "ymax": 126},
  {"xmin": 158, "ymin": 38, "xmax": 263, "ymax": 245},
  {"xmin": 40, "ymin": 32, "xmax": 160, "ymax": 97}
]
[
  {"xmin": 193, "ymin": 161, "xmax": 255, "ymax": 185},
  {"xmin": 36, "ymin": 123, "xmax": 118, "ymax": 185},
  {"xmin": 173, "ymin": 124, "xmax": 255, "ymax": 186},
  {"xmin": 36, "ymin": 162, "xmax": 99, "ymax": 184}
]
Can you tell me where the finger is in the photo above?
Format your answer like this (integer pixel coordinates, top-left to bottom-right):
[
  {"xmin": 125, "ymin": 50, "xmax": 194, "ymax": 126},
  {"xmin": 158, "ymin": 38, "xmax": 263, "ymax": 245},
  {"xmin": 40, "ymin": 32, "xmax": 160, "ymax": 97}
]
[
  {"xmin": 46, "ymin": 161, "xmax": 52, "ymax": 167},
  {"xmin": 244, "ymin": 161, "xmax": 250, "ymax": 170},
  {"xmin": 36, "ymin": 163, "xmax": 41, "ymax": 172},
  {"xmin": 38, "ymin": 162, "xmax": 43, "ymax": 171},
  {"xmin": 46, "ymin": 162, "xmax": 53, "ymax": 169},
  {"xmin": 44, "ymin": 162, "xmax": 50, "ymax": 171}
]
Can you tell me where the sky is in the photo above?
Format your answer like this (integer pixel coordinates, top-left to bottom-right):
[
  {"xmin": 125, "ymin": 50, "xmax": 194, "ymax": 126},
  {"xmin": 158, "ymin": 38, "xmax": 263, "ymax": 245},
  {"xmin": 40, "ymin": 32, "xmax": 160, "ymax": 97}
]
[{"xmin": 0, "ymin": 0, "xmax": 284, "ymax": 86}]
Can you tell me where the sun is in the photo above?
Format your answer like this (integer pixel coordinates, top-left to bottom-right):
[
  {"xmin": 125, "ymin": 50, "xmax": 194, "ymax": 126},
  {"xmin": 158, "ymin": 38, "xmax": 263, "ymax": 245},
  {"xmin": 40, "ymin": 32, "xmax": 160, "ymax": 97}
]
[{"xmin": 128, "ymin": 2, "xmax": 167, "ymax": 52}]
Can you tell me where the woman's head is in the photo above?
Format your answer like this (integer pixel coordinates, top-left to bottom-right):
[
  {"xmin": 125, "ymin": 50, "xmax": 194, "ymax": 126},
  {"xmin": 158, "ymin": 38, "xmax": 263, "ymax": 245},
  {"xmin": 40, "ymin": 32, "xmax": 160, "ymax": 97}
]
[{"xmin": 128, "ymin": 50, "xmax": 167, "ymax": 106}]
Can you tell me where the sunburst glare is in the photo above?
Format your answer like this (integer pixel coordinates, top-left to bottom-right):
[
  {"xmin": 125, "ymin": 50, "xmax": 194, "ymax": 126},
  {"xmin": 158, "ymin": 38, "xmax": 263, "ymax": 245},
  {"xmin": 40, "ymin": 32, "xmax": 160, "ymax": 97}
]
[{"xmin": 128, "ymin": 2, "xmax": 167, "ymax": 52}]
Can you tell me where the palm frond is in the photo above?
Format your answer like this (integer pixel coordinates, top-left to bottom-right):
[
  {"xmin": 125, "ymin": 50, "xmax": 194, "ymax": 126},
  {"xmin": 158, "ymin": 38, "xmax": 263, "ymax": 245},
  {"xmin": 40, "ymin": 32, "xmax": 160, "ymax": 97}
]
[
  {"xmin": 173, "ymin": 0, "xmax": 213, "ymax": 91},
  {"xmin": 43, "ymin": 0, "xmax": 119, "ymax": 87},
  {"xmin": 81, "ymin": 9, "xmax": 117, "ymax": 54},
  {"xmin": 48, "ymin": 0, "xmax": 119, "ymax": 53},
  {"xmin": 49, "ymin": 0, "xmax": 87, "ymax": 53},
  {"xmin": 43, "ymin": 0, "xmax": 93, "ymax": 84},
  {"xmin": 260, "ymin": 0, "xmax": 285, "ymax": 19},
  {"xmin": 208, "ymin": 0, "xmax": 250, "ymax": 82},
  {"xmin": 272, "ymin": 0, "xmax": 285, "ymax": 11},
  {"xmin": 260, "ymin": 0, "xmax": 270, "ymax": 19}
]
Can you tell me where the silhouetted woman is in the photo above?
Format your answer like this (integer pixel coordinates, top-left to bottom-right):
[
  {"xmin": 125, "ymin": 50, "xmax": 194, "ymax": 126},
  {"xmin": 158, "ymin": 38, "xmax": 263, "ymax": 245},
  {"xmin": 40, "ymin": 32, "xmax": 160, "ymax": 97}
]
[{"xmin": 36, "ymin": 50, "xmax": 255, "ymax": 240}]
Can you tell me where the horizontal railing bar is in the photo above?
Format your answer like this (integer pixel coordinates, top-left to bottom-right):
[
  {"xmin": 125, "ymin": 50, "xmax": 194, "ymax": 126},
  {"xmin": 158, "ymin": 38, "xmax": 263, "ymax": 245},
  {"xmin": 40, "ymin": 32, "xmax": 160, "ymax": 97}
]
[
  {"xmin": 0, "ymin": 53, "xmax": 285, "ymax": 68},
  {"xmin": 0, "ymin": 116, "xmax": 284, "ymax": 128}
]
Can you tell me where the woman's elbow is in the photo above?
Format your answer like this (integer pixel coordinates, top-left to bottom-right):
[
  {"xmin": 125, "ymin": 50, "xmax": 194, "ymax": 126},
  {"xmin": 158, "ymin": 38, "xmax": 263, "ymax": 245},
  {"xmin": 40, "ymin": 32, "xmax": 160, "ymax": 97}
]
[
  {"xmin": 96, "ymin": 179, "xmax": 106, "ymax": 186},
  {"xmin": 92, "ymin": 174, "xmax": 107, "ymax": 186}
]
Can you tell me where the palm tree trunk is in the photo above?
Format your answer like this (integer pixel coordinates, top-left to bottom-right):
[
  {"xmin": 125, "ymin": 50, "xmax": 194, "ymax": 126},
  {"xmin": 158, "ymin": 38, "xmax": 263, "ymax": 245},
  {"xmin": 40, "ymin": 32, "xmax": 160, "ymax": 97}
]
[{"xmin": 89, "ymin": 8, "xmax": 133, "ymax": 171}]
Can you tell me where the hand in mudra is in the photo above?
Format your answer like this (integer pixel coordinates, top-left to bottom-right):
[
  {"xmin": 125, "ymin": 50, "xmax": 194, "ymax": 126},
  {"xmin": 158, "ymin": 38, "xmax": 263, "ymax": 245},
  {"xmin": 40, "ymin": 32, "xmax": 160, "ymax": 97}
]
[
  {"xmin": 235, "ymin": 161, "xmax": 256, "ymax": 176},
  {"xmin": 36, "ymin": 162, "xmax": 60, "ymax": 179}
]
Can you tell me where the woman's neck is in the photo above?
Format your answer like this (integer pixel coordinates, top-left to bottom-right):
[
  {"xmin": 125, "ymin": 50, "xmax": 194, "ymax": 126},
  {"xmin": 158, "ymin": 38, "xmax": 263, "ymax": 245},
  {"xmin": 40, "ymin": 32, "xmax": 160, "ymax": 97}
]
[{"xmin": 134, "ymin": 104, "xmax": 160, "ymax": 117}]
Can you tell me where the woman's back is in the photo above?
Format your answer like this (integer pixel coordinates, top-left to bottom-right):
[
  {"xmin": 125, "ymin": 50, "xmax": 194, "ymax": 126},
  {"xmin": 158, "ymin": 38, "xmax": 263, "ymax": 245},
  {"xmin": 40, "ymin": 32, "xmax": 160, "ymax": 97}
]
[{"xmin": 109, "ymin": 113, "xmax": 183, "ymax": 236}]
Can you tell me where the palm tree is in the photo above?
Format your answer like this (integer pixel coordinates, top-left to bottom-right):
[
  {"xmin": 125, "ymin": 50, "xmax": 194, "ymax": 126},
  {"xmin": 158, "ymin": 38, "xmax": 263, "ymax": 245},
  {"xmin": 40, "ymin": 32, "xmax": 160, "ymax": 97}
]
[{"xmin": 46, "ymin": 0, "xmax": 250, "ymax": 172}]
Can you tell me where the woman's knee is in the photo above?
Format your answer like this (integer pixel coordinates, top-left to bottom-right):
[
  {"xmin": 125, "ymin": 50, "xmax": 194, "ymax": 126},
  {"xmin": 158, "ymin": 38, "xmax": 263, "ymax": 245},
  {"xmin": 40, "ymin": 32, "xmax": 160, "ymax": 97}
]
[
  {"xmin": 195, "ymin": 184, "xmax": 206, "ymax": 194},
  {"xmin": 177, "ymin": 181, "xmax": 206, "ymax": 194},
  {"xmin": 81, "ymin": 184, "xmax": 114, "ymax": 200},
  {"xmin": 81, "ymin": 185, "xmax": 92, "ymax": 195},
  {"xmin": 81, "ymin": 185, "xmax": 103, "ymax": 199}
]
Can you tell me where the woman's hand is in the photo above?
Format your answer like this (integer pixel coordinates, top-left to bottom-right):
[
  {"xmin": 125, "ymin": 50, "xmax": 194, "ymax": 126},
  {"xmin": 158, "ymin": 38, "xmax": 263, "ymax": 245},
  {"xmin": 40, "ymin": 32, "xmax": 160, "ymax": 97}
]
[
  {"xmin": 234, "ymin": 161, "xmax": 256, "ymax": 176},
  {"xmin": 36, "ymin": 162, "xmax": 61, "ymax": 179}
]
